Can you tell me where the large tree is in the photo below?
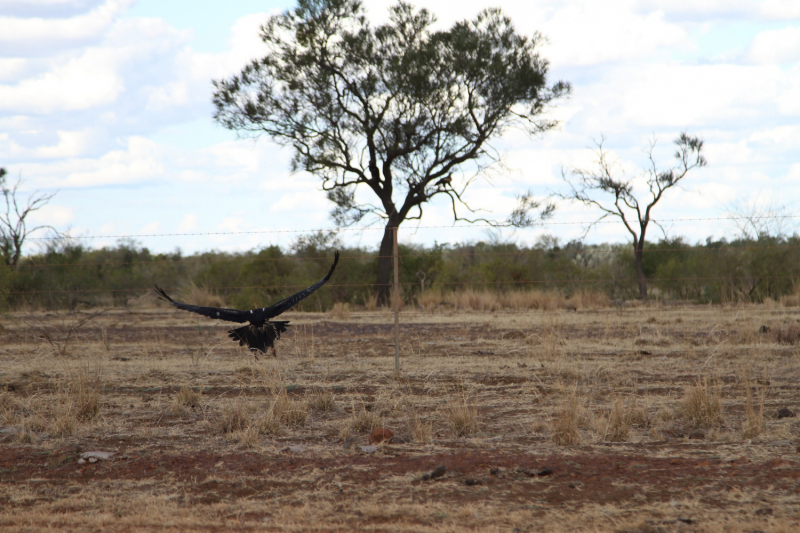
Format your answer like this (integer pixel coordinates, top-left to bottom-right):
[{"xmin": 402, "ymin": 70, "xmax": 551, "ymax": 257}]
[
  {"xmin": 559, "ymin": 133, "xmax": 706, "ymax": 301},
  {"xmin": 212, "ymin": 0, "xmax": 569, "ymax": 304}
]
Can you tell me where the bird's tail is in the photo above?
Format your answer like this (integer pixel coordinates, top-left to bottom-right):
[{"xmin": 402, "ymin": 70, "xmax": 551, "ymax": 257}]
[{"xmin": 227, "ymin": 322, "xmax": 290, "ymax": 353}]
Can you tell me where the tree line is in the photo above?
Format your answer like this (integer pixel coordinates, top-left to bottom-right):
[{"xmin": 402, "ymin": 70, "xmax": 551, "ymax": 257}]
[{"xmin": 2, "ymin": 231, "xmax": 799, "ymax": 311}]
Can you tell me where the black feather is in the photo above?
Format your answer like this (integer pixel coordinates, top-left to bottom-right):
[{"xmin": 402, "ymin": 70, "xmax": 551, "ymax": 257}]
[
  {"xmin": 228, "ymin": 322, "xmax": 289, "ymax": 353},
  {"xmin": 154, "ymin": 251, "xmax": 339, "ymax": 354}
]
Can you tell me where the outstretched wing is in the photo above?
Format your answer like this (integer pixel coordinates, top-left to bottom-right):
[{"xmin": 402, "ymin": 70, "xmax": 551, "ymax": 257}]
[
  {"xmin": 154, "ymin": 285, "xmax": 249, "ymax": 324},
  {"xmin": 260, "ymin": 251, "xmax": 340, "ymax": 319}
]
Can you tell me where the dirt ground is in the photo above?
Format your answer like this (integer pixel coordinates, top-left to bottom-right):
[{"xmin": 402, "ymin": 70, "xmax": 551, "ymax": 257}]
[{"xmin": 1, "ymin": 301, "xmax": 799, "ymax": 532}]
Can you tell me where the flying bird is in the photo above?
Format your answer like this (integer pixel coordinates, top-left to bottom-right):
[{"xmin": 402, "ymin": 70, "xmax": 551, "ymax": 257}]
[{"xmin": 154, "ymin": 251, "xmax": 339, "ymax": 357}]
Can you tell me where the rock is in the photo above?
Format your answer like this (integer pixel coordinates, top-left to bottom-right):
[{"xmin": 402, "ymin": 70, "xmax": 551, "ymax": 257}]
[
  {"xmin": 518, "ymin": 467, "xmax": 553, "ymax": 477},
  {"xmin": 421, "ymin": 465, "xmax": 447, "ymax": 481},
  {"xmin": 77, "ymin": 458, "xmax": 86, "ymax": 465},
  {"xmin": 0, "ymin": 427, "xmax": 20, "ymax": 435},
  {"xmin": 369, "ymin": 428, "xmax": 394, "ymax": 445},
  {"xmin": 776, "ymin": 407, "xmax": 795, "ymax": 419},
  {"xmin": 637, "ymin": 350, "xmax": 652, "ymax": 356},
  {"xmin": 767, "ymin": 440, "xmax": 792, "ymax": 447},
  {"xmin": 359, "ymin": 445, "xmax": 378, "ymax": 454},
  {"xmin": 754, "ymin": 508, "xmax": 772, "ymax": 516},
  {"xmin": 280, "ymin": 445, "xmax": 305, "ymax": 453},
  {"xmin": 80, "ymin": 451, "xmax": 114, "ymax": 461}
]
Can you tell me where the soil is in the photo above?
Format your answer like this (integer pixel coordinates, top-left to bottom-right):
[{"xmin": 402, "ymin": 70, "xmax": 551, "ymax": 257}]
[{"xmin": 1, "ymin": 305, "xmax": 799, "ymax": 531}]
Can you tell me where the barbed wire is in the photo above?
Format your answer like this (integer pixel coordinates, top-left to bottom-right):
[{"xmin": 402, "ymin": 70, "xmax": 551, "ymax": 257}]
[{"xmin": 25, "ymin": 214, "xmax": 800, "ymax": 241}]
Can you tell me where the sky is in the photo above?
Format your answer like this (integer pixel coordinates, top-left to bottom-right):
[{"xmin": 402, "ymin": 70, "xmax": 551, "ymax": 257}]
[{"xmin": 1, "ymin": 0, "xmax": 799, "ymax": 255}]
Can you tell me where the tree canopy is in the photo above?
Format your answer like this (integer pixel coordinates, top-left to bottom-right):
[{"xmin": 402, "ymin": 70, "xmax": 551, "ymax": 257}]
[{"xmin": 212, "ymin": 0, "xmax": 570, "ymax": 303}]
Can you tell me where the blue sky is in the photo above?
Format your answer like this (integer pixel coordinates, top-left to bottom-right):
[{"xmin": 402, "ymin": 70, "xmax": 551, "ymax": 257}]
[{"xmin": 1, "ymin": 0, "xmax": 799, "ymax": 254}]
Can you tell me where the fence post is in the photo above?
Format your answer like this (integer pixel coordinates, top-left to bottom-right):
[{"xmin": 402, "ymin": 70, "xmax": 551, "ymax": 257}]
[{"xmin": 393, "ymin": 226, "xmax": 400, "ymax": 372}]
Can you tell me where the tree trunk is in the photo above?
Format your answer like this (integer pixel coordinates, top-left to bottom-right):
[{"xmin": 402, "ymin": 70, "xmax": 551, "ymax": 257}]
[
  {"xmin": 375, "ymin": 215, "xmax": 400, "ymax": 306},
  {"xmin": 633, "ymin": 242, "xmax": 647, "ymax": 301}
]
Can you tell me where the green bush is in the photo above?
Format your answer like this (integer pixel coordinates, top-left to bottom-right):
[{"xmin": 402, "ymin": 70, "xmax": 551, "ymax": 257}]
[{"xmin": 4, "ymin": 232, "xmax": 800, "ymax": 311}]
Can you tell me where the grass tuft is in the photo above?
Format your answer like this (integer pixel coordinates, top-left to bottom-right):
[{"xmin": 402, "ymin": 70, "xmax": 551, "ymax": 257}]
[
  {"xmin": 446, "ymin": 398, "xmax": 478, "ymax": 437},
  {"xmin": 677, "ymin": 378, "xmax": 722, "ymax": 428},
  {"xmin": 552, "ymin": 390, "xmax": 581, "ymax": 445}
]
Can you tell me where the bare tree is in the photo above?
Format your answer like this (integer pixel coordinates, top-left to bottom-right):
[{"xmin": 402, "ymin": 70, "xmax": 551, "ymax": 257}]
[
  {"xmin": 726, "ymin": 193, "xmax": 797, "ymax": 240},
  {"xmin": 559, "ymin": 133, "xmax": 706, "ymax": 301},
  {"xmin": 212, "ymin": 0, "xmax": 568, "ymax": 305},
  {"xmin": 0, "ymin": 167, "xmax": 57, "ymax": 268}
]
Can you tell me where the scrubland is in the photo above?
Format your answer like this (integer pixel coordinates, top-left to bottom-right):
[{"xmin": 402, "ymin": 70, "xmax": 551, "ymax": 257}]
[{"xmin": 1, "ymin": 297, "xmax": 799, "ymax": 532}]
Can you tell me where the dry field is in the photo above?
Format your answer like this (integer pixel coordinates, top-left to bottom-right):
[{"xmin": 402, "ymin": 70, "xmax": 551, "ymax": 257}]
[{"xmin": 1, "ymin": 299, "xmax": 799, "ymax": 532}]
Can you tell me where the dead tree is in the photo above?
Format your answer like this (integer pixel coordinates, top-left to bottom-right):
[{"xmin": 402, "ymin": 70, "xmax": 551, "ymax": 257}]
[{"xmin": 559, "ymin": 133, "xmax": 706, "ymax": 301}]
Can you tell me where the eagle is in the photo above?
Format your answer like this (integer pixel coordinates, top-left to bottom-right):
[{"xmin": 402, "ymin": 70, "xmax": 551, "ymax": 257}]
[{"xmin": 154, "ymin": 251, "xmax": 339, "ymax": 357}]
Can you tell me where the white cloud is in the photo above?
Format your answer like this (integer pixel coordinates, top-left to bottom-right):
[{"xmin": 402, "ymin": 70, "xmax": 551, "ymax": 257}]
[
  {"xmin": 571, "ymin": 62, "xmax": 800, "ymax": 134},
  {"xmin": 32, "ymin": 136, "xmax": 165, "ymax": 188},
  {"xmin": 0, "ymin": 0, "xmax": 135, "ymax": 56},
  {"xmin": 35, "ymin": 129, "xmax": 92, "ymax": 158},
  {"xmin": 0, "ymin": 47, "xmax": 123, "ymax": 113},
  {"xmin": 759, "ymin": 0, "xmax": 800, "ymax": 19},
  {"xmin": 218, "ymin": 216, "xmax": 245, "ymax": 233},
  {"xmin": 0, "ymin": 58, "xmax": 27, "ymax": 81},
  {"xmin": 747, "ymin": 25, "xmax": 800, "ymax": 64},
  {"xmin": 140, "ymin": 221, "xmax": 159, "ymax": 233},
  {"xmin": 177, "ymin": 214, "xmax": 197, "ymax": 232},
  {"xmin": 635, "ymin": 0, "xmax": 754, "ymax": 19},
  {"xmin": 28, "ymin": 204, "xmax": 75, "ymax": 226},
  {"xmin": 635, "ymin": 0, "xmax": 800, "ymax": 21},
  {"xmin": 186, "ymin": 13, "xmax": 271, "ymax": 83},
  {"xmin": 749, "ymin": 125, "xmax": 800, "ymax": 146},
  {"xmin": 542, "ymin": 1, "xmax": 689, "ymax": 66},
  {"xmin": 703, "ymin": 140, "xmax": 753, "ymax": 166}
]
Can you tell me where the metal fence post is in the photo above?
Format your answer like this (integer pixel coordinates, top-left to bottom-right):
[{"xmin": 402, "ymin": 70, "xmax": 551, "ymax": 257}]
[{"xmin": 393, "ymin": 225, "xmax": 400, "ymax": 372}]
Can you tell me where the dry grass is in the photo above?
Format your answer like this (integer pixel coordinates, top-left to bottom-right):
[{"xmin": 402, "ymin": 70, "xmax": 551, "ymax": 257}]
[
  {"xmin": 1, "ymin": 303, "xmax": 799, "ymax": 531},
  {"xmin": 341, "ymin": 401, "xmax": 382, "ymax": 438},
  {"xmin": 740, "ymin": 366, "xmax": 766, "ymax": 439},
  {"xmin": 604, "ymin": 397, "xmax": 633, "ymax": 442},
  {"xmin": 272, "ymin": 389, "xmax": 309, "ymax": 427},
  {"xmin": 329, "ymin": 302, "xmax": 351, "ymax": 319},
  {"xmin": 445, "ymin": 397, "xmax": 478, "ymax": 437},
  {"xmin": 309, "ymin": 388, "xmax": 335, "ymax": 412},
  {"xmin": 552, "ymin": 389, "xmax": 581, "ymax": 445},
  {"xmin": 417, "ymin": 287, "xmax": 609, "ymax": 312},
  {"xmin": 219, "ymin": 397, "xmax": 250, "ymax": 434},
  {"xmin": 409, "ymin": 410, "xmax": 432, "ymax": 443},
  {"xmin": 177, "ymin": 282, "xmax": 226, "ymax": 308},
  {"xmin": 779, "ymin": 283, "xmax": 800, "ymax": 306},
  {"xmin": 774, "ymin": 323, "xmax": 800, "ymax": 345},
  {"xmin": 170, "ymin": 386, "xmax": 200, "ymax": 415},
  {"xmin": 677, "ymin": 377, "xmax": 723, "ymax": 428}
]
